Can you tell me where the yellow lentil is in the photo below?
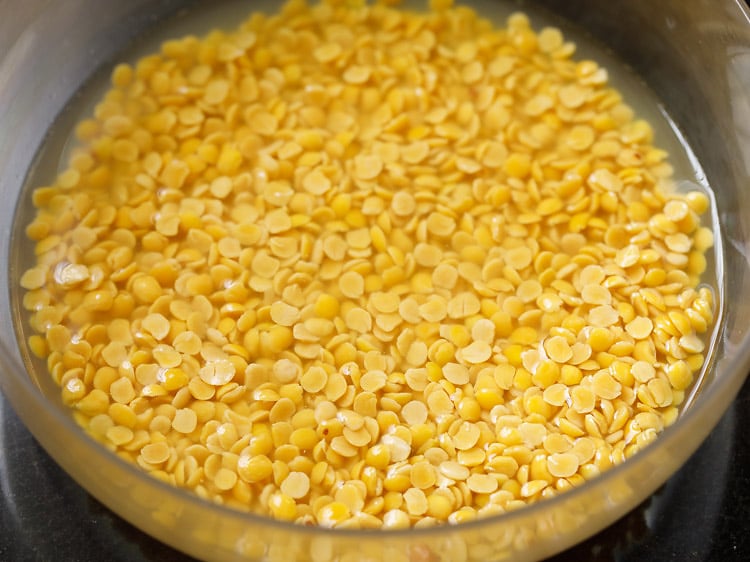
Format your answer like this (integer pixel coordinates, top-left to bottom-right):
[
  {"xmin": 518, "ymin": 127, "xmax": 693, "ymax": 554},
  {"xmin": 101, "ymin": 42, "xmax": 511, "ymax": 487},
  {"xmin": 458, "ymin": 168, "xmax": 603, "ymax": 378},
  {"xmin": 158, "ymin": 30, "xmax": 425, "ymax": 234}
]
[{"xmin": 19, "ymin": 0, "xmax": 717, "ymax": 532}]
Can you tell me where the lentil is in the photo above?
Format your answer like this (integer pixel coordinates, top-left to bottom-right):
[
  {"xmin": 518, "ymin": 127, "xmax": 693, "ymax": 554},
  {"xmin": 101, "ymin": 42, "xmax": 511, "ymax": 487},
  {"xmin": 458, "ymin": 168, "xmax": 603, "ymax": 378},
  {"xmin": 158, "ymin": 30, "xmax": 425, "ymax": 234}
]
[{"xmin": 20, "ymin": 0, "xmax": 717, "ymax": 531}]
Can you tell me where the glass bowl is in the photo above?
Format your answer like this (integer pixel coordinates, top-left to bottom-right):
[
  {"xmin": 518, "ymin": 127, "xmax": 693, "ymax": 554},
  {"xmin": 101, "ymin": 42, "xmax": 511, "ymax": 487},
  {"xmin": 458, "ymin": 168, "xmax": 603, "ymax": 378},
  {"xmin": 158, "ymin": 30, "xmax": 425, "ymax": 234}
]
[{"xmin": 1, "ymin": 1, "xmax": 749, "ymax": 560}]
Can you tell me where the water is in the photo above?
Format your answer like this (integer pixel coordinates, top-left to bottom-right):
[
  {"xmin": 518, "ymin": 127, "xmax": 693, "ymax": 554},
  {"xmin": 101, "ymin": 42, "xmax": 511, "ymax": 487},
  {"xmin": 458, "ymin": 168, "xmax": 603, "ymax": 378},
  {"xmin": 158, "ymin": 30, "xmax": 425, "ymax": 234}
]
[{"xmin": 10, "ymin": 0, "xmax": 723, "ymax": 412}]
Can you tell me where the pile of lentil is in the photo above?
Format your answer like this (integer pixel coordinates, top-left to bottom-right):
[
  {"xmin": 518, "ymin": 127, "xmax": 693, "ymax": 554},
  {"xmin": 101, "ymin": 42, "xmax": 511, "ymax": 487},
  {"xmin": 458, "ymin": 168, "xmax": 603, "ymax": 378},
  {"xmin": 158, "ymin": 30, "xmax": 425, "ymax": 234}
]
[{"xmin": 19, "ymin": 0, "xmax": 716, "ymax": 529}]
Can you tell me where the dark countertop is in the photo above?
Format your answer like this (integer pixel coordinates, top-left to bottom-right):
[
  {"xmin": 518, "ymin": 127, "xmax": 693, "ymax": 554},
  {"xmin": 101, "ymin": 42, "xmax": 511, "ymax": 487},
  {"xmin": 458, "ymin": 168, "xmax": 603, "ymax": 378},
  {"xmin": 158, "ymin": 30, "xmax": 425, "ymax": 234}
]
[{"xmin": 1, "ymin": 376, "xmax": 749, "ymax": 562}]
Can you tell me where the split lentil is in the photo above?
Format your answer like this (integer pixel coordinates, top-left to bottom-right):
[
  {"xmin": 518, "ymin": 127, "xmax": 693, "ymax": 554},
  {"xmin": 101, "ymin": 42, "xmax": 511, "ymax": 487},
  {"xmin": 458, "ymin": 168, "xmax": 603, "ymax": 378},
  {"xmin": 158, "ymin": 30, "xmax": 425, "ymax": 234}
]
[{"xmin": 19, "ymin": 0, "xmax": 717, "ymax": 530}]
